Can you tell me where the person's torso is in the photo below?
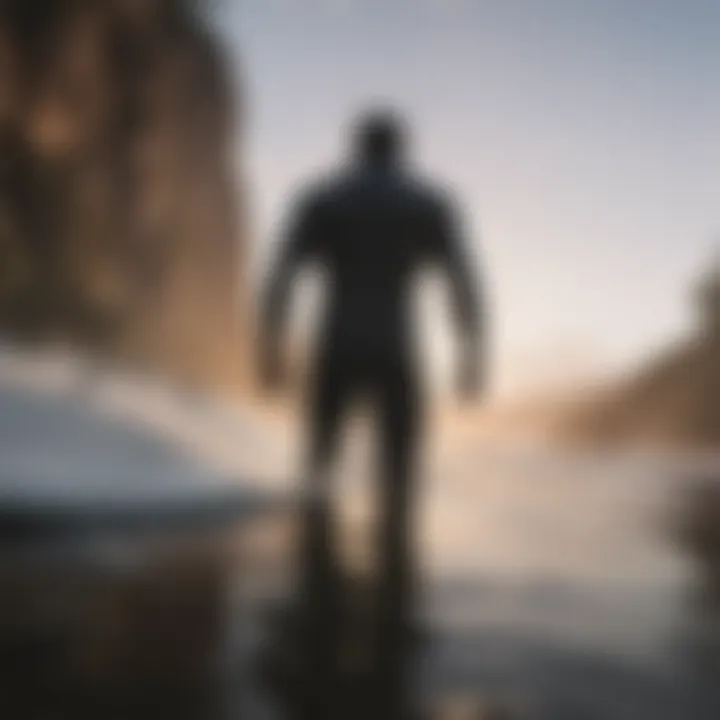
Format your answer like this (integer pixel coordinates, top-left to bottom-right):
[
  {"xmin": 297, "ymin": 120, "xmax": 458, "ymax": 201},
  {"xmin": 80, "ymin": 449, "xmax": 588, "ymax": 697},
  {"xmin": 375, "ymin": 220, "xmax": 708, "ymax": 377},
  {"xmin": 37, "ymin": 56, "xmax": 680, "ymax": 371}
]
[{"xmin": 311, "ymin": 167, "xmax": 441, "ymax": 362}]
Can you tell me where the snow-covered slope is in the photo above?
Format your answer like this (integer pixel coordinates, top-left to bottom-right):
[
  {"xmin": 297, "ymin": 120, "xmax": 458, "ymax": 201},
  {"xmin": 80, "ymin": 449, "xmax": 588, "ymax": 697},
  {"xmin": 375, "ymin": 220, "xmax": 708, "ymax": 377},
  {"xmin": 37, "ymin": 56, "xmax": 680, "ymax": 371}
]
[{"xmin": 0, "ymin": 345, "xmax": 294, "ymax": 513}]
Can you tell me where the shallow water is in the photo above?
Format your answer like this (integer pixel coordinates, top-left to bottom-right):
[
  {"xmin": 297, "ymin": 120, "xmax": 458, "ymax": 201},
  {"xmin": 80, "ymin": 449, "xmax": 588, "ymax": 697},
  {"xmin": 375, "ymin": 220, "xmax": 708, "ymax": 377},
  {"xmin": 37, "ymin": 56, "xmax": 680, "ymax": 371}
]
[{"xmin": 1, "ymin": 350, "xmax": 719, "ymax": 718}]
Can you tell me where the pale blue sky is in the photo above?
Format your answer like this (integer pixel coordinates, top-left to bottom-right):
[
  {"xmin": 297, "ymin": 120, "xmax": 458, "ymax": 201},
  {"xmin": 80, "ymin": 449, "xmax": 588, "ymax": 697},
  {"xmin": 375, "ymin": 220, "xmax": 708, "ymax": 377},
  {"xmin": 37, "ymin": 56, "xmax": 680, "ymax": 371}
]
[{"xmin": 217, "ymin": 0, "xmax": 720, "ymax": 390}]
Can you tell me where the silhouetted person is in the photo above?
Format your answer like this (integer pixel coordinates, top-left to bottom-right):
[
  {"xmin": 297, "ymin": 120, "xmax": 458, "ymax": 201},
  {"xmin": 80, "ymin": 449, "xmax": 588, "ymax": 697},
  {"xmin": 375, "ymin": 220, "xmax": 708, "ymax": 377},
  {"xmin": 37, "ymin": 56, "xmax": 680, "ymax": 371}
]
[{"xmin": 260, "ymin": 109, "xmax": 486, "ymax": 718}]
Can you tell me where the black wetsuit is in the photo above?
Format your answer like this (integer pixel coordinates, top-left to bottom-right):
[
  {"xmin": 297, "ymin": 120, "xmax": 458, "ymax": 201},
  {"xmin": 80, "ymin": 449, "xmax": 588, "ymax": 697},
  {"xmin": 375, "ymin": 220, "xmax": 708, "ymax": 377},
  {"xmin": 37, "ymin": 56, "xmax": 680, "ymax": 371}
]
[
  {"xmin": 267, "ymin": 163, "xmax": 478, "ymax": 482},
  {"xmin": 263, "ymin": 160, "xmax": 481, "ymax": 717}
]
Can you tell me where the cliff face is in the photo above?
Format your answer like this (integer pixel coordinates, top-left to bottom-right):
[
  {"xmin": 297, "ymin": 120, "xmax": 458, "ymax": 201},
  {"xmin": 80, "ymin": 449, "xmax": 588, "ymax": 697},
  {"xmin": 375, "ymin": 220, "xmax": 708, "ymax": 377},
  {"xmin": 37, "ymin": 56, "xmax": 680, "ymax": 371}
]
[
  {"xmin": 565, "ymin": 337, "xmax": 720, "ymax": 448},
  {"xmin": 562, "ymin": 262, "xmax": 720, "ymax": 449},
  {"xmin": 0, "ymin": 0, "xmax": 247, "ymax": 390}
]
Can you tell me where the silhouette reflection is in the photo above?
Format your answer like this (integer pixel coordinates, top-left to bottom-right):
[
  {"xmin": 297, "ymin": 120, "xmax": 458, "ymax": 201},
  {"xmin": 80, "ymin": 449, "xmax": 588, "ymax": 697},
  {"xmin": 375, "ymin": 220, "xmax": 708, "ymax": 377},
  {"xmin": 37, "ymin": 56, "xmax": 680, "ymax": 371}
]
[{"xmin": 259, "ymin": 109, "xmax": 485, "ymax": 718}]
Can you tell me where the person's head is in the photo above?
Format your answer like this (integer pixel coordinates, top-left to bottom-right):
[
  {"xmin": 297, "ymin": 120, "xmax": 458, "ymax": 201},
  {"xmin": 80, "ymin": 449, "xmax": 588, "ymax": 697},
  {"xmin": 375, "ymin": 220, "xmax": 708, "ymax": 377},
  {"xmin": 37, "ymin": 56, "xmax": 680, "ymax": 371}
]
[{"xmin": 352, "ymin": 108, "xmax": 409, "ymax": 167}]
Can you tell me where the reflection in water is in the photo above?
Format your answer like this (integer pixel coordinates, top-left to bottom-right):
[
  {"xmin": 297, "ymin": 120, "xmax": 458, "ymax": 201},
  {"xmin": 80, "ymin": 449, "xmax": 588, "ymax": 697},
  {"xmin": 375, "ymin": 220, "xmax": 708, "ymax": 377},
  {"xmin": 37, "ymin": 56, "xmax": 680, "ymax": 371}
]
[
  {"xmin": 252, "ymin": 449, "xmax": 720, "ymax": 720},
  {"xmin": 258, "ymin": 499, "xmax": 423, "ymax": 720}
]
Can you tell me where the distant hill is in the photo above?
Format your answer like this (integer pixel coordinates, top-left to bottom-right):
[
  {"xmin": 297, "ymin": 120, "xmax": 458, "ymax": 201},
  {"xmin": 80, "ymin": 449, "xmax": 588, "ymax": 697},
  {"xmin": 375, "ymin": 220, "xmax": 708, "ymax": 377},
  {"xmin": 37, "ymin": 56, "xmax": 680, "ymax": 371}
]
[
  {"xmin": 556, "ymin": 333, "xmax": 719, "ymax": 449},
  {"xmin": 563, "ymin": 259, "xmax": 720, "ymax": 449}
]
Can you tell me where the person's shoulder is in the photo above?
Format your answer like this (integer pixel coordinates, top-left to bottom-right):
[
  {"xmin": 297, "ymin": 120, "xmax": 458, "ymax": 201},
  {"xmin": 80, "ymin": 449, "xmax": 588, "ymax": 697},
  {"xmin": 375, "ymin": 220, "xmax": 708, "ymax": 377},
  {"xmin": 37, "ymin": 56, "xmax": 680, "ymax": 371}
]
[
  {"xmin": 402, "ymin": 172, "xmax": 461, "ymax": 217},
  {"xmin": 293, "ymin": 176, "xmax": 330, "ymax": 210},
  {"xmin": 293, "ymin": 171, "xmax": 351, "ymax": 215}
]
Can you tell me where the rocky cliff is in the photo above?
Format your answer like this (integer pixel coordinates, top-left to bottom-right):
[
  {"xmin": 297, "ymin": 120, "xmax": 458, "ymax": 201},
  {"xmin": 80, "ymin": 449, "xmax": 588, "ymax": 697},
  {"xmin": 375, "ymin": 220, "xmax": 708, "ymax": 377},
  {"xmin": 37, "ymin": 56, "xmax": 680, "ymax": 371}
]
[
  {"xmin": 563, "ymin": 260, "xmax": 720, "ymax": 448},
  {"xmin": 565, "ymin": 338, "xmax": 720, "ymax": 448},
  {"xmin": 0, "ymin": 0, "xmax": 247, "ymax": 390}
]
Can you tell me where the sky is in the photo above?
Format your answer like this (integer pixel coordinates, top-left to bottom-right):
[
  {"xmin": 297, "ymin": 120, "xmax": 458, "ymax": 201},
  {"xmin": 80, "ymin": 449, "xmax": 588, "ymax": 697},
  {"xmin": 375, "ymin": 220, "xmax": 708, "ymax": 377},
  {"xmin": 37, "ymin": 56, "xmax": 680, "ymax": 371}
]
[{"xmin": 217, "ymin": 0, "xmax": 720, "ymax": 394}]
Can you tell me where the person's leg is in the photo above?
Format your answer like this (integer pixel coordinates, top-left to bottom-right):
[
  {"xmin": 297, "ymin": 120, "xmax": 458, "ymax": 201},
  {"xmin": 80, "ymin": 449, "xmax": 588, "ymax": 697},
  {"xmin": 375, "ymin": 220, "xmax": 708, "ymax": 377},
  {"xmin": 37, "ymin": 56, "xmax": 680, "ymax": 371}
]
[
  {"xmin": 302, "ymin": 350, "xmax": 350, "ymax": 571},
  {"xmin": 372, "ymin": 364, "xmax": 423, "ymax": 717},
  {"xmin": 298, "ymin": 354, "xmax": 350, "ymax": 718}
]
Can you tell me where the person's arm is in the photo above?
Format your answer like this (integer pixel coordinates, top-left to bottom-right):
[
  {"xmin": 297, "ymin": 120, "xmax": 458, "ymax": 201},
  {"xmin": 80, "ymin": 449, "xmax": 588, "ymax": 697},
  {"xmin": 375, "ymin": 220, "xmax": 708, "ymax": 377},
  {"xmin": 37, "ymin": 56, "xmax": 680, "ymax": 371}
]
[
  {"xmin": 259, "ymin": 192, "xmax": 321, "ymax": 390},
  {"xmin": 431, "ymin": 196, "xmax": 487, "ymax": 399}
]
